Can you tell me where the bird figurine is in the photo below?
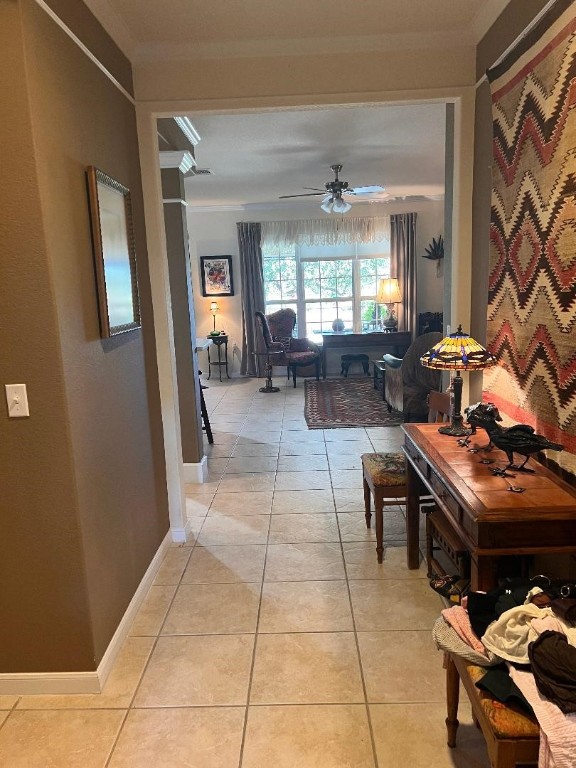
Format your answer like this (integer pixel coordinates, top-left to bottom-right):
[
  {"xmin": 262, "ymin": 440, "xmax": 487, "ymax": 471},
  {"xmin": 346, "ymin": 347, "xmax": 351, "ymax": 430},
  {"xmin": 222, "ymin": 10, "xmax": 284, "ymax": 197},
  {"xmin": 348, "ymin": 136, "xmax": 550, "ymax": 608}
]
[
  {"xmin": 461, "ymin": 402, "xmax": 502, "ymax": 449},
  {"xmin": 463, "ymin": 402, "xmax": 564, "ymax": 472}
]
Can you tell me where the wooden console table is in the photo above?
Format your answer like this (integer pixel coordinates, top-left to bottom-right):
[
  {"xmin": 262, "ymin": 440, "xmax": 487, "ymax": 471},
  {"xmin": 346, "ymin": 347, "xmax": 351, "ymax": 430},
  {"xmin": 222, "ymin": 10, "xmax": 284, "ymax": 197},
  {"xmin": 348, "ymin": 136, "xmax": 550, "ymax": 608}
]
[
  {"xmin": 320, "ymin": 330, "xmax": 411, "ymax": 378},
  {"xmin": 402, "ymin": 423, "xmax": 576, "ymax": 591}
]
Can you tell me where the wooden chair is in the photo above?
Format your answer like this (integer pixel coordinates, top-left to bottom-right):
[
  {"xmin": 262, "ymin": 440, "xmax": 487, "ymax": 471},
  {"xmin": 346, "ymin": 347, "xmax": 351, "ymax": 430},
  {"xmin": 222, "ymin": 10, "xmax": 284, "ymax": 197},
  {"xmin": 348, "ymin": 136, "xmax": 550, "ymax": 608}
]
[
  {"xmin": 427, "ymin": 390, "xmax": 451, "ymax": 423},
  {"xmin": 255, "ymin": 309, "xmax": 320, "ymax": 387},
  {"xmin": 361, "ymin": 452, "xmax": 407, "ymax": 563}
]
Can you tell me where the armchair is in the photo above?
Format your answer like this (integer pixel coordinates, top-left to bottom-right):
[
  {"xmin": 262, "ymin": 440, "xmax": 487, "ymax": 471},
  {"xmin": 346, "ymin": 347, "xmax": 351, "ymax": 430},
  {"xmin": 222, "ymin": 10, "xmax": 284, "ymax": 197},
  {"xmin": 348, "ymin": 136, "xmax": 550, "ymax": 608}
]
[
  {"xmin": 383, "ymin": 331, "xmax": 443, "ymax": 422},
  {"xmin": 255, "ymin": 309, "xmax": 321, "ymax": 387}
]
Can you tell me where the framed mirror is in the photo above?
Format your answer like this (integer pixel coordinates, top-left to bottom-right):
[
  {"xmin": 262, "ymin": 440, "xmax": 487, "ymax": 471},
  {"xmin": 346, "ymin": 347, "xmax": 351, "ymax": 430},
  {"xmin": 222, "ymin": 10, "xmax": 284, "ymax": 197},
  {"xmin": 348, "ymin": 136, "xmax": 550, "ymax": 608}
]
[{"xmin": 86, "ymin": 166, "xmax": 141, "ymax": 337}]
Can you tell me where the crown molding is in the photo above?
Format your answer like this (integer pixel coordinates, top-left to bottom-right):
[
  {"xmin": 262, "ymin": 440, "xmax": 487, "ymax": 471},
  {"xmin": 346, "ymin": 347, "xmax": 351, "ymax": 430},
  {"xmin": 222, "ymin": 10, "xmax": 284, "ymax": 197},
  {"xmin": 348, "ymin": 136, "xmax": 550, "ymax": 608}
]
[
  {"xmin": 159, "ymin": 150, "xmax": 196, "ymax": 173},
  {"xmin": 174, "ymin": 117, "xmax": 201, "ymax": 146}
]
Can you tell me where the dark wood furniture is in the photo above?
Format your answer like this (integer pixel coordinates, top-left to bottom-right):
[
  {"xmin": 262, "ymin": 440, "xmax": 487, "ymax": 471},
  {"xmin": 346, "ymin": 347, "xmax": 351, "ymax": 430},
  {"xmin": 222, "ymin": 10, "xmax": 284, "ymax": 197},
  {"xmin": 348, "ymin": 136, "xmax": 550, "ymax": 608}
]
[
  {"xmin": 402, "ymin": 423, "xmax": 576, "ymax": 590},
  {"xmin": 320, "ymin": 330, "xmax": 411, "ymax": 378},
  {"xmin": 446, "ymin": 653, "xmax": 539, "ymax": 768},
  {"xmin": 372, "ymin": 360, "xmax": 387, "ymax": 401},
  {"xmin": 340, "ymin": 353, "xmax": 370, "ymax": 377},
  {"xmin": 207, "ymin": 334, "xmax": 230, "ymax": 381}
]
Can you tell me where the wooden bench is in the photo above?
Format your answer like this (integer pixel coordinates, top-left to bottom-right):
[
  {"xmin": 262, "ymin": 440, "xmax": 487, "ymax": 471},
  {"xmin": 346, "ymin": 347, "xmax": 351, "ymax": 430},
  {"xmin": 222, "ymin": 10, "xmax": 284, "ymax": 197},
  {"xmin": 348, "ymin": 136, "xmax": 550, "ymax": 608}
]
[{"xmin": 446, "ymin": 653, "xmax": 539, "ymax": 768}]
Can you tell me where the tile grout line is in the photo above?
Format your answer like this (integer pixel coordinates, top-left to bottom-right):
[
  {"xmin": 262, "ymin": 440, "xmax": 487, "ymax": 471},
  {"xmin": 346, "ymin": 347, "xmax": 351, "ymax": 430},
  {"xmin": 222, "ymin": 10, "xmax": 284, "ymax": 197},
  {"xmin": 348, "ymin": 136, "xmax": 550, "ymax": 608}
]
[{"xmin": 336, "ymin": 448, "xmax": 381, "ymax": 768}]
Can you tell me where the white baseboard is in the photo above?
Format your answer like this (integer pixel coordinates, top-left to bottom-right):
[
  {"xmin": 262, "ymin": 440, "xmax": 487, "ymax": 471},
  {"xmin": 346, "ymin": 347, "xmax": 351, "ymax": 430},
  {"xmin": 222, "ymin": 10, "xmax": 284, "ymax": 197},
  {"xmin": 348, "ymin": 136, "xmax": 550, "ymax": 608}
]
[
  {"xmin": 183, "ymin": 456, "xmax": 208, "ymax": 484},
  {"xmin": 171, "ymin": 517, "xmax": 194, "ymax": 543},
  {"xmin": 0, "ymin": 531, "xmax": 172, "ymax": 695}
]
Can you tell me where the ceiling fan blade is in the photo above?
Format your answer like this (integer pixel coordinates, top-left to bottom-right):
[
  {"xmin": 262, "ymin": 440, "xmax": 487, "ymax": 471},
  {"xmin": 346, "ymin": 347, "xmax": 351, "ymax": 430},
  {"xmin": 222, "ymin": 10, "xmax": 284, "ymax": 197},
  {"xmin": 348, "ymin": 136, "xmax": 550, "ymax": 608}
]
[
  {"xmin": 348, "ymin": 185, "xmax": 386, "ymax": 195},
  {"xmin": 279, "ymin": 192, "xmax": 326, "ymax": 199}
]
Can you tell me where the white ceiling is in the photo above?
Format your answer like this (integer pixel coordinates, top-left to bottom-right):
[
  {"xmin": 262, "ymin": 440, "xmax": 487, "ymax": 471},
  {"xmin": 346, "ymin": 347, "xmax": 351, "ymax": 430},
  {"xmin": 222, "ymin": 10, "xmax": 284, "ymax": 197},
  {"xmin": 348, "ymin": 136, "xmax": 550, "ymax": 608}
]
[
  {"xmin": 83, "ymin": 0, "xmax": 511, "ymax": 211},
  {"xmin": 85, "ymin": 0, "xmax": 511, "ymax": 62},
  {"xmin": 182, "ymin": 103, "xmax": 447, "ymax": 211}
]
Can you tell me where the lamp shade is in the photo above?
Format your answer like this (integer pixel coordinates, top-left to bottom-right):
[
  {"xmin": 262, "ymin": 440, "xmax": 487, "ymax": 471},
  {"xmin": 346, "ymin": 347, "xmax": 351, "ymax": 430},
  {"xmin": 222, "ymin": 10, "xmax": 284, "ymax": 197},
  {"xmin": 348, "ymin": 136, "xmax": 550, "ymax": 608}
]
[
  {"xmin": 420, "ymin": 325, "xmax": 497, "ymax": 371},
  {"xmin": 209, "ymin": 301, "xmax": 219, "ymax": 313},
  {"xmin": 376, "ymin": 278, "xmax": 402, "ymax": 305},
  {"xmin": 321, "ymin": 193, "xmax": 351, "ymax": 214}
]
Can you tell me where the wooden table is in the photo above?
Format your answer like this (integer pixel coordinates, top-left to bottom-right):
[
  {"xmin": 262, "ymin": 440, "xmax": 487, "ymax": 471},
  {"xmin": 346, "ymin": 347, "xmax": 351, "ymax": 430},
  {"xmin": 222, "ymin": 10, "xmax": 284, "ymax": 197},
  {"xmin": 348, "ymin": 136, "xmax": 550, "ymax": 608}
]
[
  {"xmin": 402, "ymin": 423, "xmax": 576, "ymax": 590},
  {"xmin": 320, "ymin": 330, "xmax": 411, "ymax": 378}
]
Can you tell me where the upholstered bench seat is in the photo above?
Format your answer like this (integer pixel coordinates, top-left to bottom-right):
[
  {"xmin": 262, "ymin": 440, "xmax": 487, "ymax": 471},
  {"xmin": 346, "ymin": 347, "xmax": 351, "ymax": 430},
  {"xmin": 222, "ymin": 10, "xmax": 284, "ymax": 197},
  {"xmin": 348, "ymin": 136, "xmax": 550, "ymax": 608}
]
[
  {"xmin": 446, "ymin": 653, "xmax": 539, "ymax": 768},
  {"xmin": 361, "ymin": 452, "xmax": 407, "ymax": 563}
]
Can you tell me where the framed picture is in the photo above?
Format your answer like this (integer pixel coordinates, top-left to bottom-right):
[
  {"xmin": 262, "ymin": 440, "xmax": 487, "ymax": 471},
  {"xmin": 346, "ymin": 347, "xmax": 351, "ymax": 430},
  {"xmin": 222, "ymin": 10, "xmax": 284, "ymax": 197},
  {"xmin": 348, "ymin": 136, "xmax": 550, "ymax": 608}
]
[
  {"xmin": 86, "ymin": 166, "xmax": 141, "ymax": 338},
  {"xmin": 200, "ymin": 255, "xmax": 234, "ymax": 297}
]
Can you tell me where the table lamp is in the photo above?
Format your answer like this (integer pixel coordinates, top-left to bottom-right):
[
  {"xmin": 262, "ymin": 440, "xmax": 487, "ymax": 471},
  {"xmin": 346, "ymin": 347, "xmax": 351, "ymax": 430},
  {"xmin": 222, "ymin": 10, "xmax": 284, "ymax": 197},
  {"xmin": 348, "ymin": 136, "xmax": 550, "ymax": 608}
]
[
  {"xmin": 420, "ymin": 325, "xmax": 497, "ymax": 436},
  {"xmin": 209, "ymin": 301, "xmax": 219, "ymax": 333},
  {"xmin": 376, "ymin": 278, "xmax": 402, "ymax": 330}
]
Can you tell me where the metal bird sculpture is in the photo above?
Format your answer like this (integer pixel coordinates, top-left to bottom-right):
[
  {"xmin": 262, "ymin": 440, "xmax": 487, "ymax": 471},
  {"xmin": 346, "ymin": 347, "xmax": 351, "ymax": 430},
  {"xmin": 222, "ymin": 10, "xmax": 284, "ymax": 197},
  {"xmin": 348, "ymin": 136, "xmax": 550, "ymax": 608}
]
[
  {"xmin": 463, "ymin": 402, "xmax": 564, "ymax": 472},
  {"xmin": 461, "ymin": 401, "xmax": 502, "ymax": 449}
]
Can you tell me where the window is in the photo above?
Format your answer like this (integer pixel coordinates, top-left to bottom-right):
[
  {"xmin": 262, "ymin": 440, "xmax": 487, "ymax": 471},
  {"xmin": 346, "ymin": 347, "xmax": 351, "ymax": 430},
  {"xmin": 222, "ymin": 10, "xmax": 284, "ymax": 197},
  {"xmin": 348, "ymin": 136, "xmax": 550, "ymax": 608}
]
[{"xmin": 262, "ymin": 242, "xmax": 390, "ymax": 340}]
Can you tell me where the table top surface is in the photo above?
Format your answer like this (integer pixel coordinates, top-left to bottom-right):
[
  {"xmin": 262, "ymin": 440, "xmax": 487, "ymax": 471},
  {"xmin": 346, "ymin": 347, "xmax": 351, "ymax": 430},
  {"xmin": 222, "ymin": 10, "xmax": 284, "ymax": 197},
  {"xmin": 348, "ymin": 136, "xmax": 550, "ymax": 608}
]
[
  {"xmin": 194, "ymin": 338, "xmax": 213, "ymax": 352},
  {"xmin": 403, "ymin": 422, "xmax": 576, "ymax": 522}
]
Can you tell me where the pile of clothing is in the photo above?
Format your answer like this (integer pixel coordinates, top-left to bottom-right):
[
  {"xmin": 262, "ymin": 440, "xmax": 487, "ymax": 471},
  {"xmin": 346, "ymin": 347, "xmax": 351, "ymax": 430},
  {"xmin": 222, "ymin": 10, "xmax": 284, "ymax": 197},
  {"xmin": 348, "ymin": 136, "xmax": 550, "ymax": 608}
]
[{"xmin": 433, "ymin": 578, "xmax": 576, "ymax": 768}]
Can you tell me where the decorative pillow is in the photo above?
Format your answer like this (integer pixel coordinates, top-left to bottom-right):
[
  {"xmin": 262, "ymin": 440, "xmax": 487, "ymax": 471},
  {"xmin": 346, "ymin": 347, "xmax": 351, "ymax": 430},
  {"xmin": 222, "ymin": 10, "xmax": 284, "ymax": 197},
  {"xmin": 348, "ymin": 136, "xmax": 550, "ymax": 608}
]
[{"xmin": 273, "ymin": 335, "xmax": 293, "ymax": 351}]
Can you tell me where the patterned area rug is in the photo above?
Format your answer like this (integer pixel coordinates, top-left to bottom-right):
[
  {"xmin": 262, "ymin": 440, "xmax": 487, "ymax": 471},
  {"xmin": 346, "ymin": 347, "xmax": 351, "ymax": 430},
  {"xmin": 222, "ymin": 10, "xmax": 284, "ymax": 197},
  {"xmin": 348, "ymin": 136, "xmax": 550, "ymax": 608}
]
[{"xmin": 304, "ymin": 378, "xmax": 403, "ymax": 429}]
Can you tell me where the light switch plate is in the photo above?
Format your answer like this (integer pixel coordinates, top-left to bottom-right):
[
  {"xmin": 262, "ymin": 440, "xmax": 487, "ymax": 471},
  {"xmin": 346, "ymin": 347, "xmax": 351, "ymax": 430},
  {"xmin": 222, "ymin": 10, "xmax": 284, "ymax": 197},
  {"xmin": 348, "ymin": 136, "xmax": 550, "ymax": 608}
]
[{"xmin": 5, "ymin": 384, "xmax": 29, "ymax": 417}]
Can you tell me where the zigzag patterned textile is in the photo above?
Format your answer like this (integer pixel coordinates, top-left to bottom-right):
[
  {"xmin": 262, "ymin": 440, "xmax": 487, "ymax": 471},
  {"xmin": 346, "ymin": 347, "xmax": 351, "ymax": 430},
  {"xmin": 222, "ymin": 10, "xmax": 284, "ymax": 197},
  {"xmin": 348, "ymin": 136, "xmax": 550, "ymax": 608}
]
[{"xmin": 484, "ymin": 1, "xmax": 576, "ymax": 474}]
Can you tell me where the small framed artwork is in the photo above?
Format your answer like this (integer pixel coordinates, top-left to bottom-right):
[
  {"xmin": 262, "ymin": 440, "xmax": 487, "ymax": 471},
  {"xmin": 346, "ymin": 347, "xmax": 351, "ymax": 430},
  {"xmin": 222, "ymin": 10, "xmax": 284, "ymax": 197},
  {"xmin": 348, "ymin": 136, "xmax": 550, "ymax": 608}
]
[
  {"xmin": 200, "ymin": 255, "xmax": 234, "ymax": 297},
  {"xmin": 86, "ymin": 166, "xmax": 141, "ymax": 338}
]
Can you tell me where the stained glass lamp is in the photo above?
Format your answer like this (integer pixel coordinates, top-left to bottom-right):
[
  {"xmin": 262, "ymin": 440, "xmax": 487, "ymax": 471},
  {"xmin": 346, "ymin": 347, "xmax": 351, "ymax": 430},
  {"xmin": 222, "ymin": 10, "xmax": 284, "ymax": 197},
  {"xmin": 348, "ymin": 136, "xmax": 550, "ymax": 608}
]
[{"xmin": 420, "ymin": 325, "xmax": 497, "ymax": 436}]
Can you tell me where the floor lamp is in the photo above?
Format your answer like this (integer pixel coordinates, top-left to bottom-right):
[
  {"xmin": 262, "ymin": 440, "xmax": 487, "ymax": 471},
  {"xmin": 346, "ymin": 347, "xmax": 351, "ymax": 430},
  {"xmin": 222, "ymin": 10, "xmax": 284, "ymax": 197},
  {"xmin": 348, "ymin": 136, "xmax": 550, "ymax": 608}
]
[{"xmin": 420, "ymin": 325, "xmax": 497, "ymax": 436}]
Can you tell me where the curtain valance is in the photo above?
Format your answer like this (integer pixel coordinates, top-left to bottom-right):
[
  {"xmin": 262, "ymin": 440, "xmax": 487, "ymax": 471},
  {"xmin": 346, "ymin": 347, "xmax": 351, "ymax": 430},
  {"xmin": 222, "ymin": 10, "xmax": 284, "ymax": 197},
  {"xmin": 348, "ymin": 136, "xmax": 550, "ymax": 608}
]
[{"xmin": 260, "ymin": 216, "xmax": 390, "ymax": 247}]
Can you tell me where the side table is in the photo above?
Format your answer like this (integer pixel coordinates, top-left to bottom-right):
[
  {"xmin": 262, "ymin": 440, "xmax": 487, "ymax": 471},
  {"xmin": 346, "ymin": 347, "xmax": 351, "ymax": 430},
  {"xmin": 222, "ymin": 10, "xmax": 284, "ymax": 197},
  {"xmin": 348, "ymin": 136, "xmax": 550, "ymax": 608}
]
[{"xmin": 207, "ymin": 334, "xmax": 230, "ymax": 381}]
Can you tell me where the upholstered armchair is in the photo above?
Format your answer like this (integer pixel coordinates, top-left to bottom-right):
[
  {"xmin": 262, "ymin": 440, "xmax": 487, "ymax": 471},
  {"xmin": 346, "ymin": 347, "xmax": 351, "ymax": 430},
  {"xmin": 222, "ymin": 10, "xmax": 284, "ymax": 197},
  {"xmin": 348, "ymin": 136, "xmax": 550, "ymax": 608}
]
[
  {"xmin": 255, "ymin": 309, "xmax": 321, "ymax": 387},
  {"xmin": 383, "ymin": 331, "xmax": 443, "ymax": 422}
]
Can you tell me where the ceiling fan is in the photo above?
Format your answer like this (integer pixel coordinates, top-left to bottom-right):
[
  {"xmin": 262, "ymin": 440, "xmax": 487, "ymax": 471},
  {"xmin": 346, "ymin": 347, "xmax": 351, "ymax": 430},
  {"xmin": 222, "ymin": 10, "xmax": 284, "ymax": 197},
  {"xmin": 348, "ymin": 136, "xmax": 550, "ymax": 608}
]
[{"xmin": 279, "ymin": 164, "xmax": 386, "ymax": 213}]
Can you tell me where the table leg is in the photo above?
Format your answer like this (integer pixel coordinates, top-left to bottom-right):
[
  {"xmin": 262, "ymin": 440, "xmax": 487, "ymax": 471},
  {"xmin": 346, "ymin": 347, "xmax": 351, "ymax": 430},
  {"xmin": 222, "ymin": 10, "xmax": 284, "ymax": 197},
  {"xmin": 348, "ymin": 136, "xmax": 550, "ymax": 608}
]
[
  {"xmin": 406, "ymin": 460, "xmax": 422, "ymax": 569},
  {"xmin": 224, "ymin": 341, "xmax": 230, "ymax": 378},
  {"xmin": 471, "ymin": 554, "xmax": 499, "ymax": 592},
  {"xmin": 322, "ymin": 346, "xmax": 327, "ymax": 379}
]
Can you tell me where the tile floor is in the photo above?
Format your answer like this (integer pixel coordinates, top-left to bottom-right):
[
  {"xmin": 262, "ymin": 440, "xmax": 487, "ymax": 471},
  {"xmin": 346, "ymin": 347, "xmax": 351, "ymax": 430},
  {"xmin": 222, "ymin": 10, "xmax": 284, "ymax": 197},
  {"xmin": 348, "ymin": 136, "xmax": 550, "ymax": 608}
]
[{"xmin": 0, "ymin": 376, "xmax": 491, "ymax": 767}]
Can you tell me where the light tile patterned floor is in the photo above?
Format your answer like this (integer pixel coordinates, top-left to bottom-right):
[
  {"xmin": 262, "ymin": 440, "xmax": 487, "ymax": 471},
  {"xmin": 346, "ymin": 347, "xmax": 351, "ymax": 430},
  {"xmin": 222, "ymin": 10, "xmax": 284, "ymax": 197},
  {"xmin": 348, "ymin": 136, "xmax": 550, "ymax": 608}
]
[{"xmin": 0, "ymin": 376, "xmax": 491, "ymax": 767}]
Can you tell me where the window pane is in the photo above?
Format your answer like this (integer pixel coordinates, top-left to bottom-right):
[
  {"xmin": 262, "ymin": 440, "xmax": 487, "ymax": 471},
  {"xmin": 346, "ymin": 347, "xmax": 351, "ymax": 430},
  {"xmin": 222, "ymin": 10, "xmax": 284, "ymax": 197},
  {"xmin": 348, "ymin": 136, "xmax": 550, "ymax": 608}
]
[
  {"xmin": 262, "ymin": 246, "xmax": 298, "ymax": 306},
  {"xmin": 263, "ymin": 259, "xmax": 281, "ymax": 282},
  {"xmin": 359, "ymin": 257, "xmax": 390, "ymax": 297},
  {"xmin": 360, "ymin": 300, "xmax": 379, "ymax": 331},
  {"xmin": 265, "ymin": 280, "xmax": 282, "ymax": 301}
]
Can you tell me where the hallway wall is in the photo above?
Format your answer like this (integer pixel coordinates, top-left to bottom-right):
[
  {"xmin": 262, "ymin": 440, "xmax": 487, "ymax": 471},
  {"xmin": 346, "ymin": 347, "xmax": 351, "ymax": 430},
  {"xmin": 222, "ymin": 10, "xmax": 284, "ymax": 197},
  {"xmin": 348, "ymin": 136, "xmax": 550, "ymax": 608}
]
[{"xmin": 0, "ymin": 0, "xmax": 169, "ymax": 674}]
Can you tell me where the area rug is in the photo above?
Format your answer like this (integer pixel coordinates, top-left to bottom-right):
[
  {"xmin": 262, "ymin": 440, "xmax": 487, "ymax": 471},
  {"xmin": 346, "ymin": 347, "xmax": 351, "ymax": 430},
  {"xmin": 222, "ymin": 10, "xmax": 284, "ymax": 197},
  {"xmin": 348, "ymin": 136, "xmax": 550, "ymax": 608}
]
[{"xmin": 304, "ymin": 378, "xmax": 403, "ymax": 429}]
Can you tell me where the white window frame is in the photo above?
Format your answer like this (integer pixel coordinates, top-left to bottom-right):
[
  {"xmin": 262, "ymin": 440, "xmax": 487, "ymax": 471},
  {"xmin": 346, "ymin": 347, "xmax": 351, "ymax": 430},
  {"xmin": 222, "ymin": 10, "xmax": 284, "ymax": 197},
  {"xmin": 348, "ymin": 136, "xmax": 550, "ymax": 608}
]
[{"xmin": 263, "ymin": 242, "xmax": 390, "ymax": 338}]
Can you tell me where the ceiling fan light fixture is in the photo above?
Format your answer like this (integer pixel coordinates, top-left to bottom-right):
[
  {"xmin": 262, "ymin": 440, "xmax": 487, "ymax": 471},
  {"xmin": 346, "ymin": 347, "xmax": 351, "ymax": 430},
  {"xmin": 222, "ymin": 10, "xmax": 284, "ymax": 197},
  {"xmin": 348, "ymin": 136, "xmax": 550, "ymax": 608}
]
[
  {"xmin": 321, "ymin": 197, "xmax": 334, "ymax": 213},
  {"xmin": 332, "ymin": 196, "xmax": 351, "ymax": 214}
]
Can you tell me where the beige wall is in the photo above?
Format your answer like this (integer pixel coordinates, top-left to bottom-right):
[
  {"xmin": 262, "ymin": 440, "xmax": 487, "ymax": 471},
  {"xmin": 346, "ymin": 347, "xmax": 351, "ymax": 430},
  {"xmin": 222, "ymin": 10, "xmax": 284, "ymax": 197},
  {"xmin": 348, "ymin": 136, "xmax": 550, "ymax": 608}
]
[
  {"xmin": 187, "ymin": 201, "xmax": 445, "ymax": 376},
  {"xmin": 0, "ymin": 0, "xmax": 168, "ymax": 673},
  {"xmin": 134, "ymin": 47, "xmax": 476, "ymax": 104}
]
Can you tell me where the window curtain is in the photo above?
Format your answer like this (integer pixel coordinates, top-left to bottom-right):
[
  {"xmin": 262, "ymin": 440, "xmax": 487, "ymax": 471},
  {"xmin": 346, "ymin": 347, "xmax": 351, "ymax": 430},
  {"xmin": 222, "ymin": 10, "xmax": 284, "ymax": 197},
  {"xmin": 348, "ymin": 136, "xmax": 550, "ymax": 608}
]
[
  {"xmin": 390, "ymin": 213, "xmax": 417, "ymax": 337},
  {"xmin": 237, "ymin": 222, "xmax": 265, "ymax": 376},
  {"xmin": 261, "ymin": 216, "xmax": 390, "ymax": 247}
]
